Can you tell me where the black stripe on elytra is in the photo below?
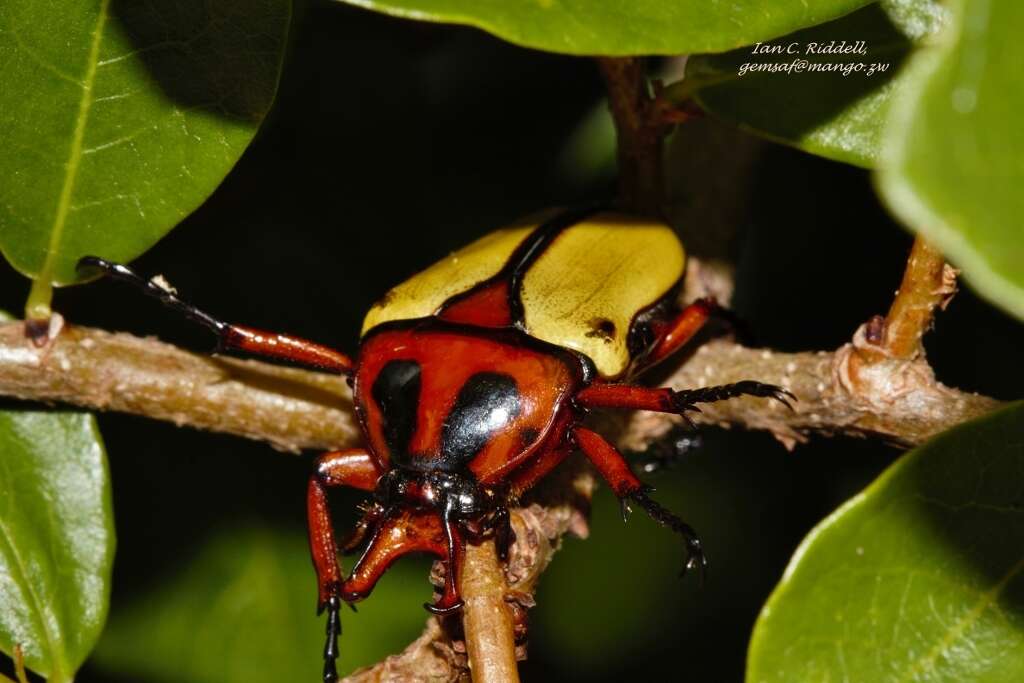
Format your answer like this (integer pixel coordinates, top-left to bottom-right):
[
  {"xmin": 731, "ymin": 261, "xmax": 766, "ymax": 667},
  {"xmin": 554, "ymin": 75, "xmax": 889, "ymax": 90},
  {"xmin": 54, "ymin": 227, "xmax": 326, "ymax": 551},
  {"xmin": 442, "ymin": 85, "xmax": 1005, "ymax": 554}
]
[
  {"xmin": 371, "ymin": 359, "xmax": 421, "ymax": 466},
  {"xmin": 435, "ymin": 203, "xmax": 608, "ymax": 328},
  {"xmin": 439, "ymin": 372, "xmax": 522, "ymax": 470},
  {"xmin": 505, "ymin": 204, "xmax": 606, "ymax": 326}
]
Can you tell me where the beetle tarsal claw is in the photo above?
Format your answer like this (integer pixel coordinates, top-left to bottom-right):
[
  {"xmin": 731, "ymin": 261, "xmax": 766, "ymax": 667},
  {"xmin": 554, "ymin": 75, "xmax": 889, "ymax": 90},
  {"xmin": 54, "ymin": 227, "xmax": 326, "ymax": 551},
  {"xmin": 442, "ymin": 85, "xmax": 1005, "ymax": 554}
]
[
  {"xmin": 671, "ymin": 381, "xmax": 799, "ymax": 415},
  {"xmin": 423, "ymin": 598, "xmax": 465, "ymax": 615},
  {"xmin": 627, "ymin": 487, "xmax": 708, "ymax": 585}
]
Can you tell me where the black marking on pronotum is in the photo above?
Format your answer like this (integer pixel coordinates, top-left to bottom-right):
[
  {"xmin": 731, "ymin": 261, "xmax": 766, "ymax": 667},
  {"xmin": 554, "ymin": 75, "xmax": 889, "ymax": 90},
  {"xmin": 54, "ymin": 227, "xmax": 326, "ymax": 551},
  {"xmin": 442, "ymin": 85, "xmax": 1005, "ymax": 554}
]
[
  {"xmin": 371, "ymin": 359, "xmax": 422, "ymax": 465},
  {"xmin": 439, "ymin": 372, "xmax": 522, "ymax": 470}
]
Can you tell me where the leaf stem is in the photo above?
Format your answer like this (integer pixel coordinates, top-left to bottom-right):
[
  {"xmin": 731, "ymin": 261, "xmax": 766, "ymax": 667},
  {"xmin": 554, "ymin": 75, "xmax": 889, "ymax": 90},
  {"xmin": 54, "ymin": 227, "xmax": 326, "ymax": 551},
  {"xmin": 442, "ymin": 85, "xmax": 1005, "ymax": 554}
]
[
  {"xmin": 13, "ymin": 645, "xmax": 30, "ymax": 683},
  {"xmin": 880, "ymin": 236, "xmax": 954, "ymax": 359},
  {"xmin": 597, "ymin": 57, "xmax": 666, "ymax": 217},
  {"xmin": 24, "ymin": 279, "xmax": 53, "ymax": 326},
  {"xmin": 846, "ymin": 235, "xmax": 957, "ymax": 387},
  {"xmin": 459, "ymin": 540, "xmax": 520, "ymax": 683}
]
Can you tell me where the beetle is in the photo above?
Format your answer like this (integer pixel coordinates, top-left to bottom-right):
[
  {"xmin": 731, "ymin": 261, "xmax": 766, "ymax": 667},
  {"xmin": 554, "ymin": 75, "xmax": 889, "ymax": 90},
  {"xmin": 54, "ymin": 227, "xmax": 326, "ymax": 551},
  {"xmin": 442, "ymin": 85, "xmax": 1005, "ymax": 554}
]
[{"xmin": 79, "ymin": 205, "xmax": 793, "ymax": 681}]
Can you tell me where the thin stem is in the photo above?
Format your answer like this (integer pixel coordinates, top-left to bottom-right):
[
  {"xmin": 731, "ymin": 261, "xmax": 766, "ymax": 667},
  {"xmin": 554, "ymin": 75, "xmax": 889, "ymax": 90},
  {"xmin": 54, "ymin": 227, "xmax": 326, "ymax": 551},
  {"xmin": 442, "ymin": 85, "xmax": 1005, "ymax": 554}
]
[
  {"xmin": 881, "ymin": 237, "xmax": 953, "ymax": 359},
  {"xmin": 24, "ymin": 280, "xmax": 54, "ymax": 345},
  {"xmin": 13, "ymin": 645, "xmax": 29, "ymax": 683},
  {"xmin": 597, "ymin": 57, "xmax": 665, "ymax": 217},
  {"xmin": 844, "ymin": 236, "xmax": 958, "ymax": 398},
  {"xmin": 460, "ymin": 540, "xmax": 520, "ymax": 683}
]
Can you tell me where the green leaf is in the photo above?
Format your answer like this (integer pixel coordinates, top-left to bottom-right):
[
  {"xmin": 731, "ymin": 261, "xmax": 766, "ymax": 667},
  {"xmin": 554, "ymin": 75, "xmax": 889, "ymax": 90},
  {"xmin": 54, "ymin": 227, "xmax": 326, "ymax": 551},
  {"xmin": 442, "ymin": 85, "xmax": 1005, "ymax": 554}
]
[
  {"xmin": 876, "ymin": 0, "xmax": 1024, "ymax": 321},
  {"xmin": 332, "ymin": 0, "xmax": 873, "ymax": 56},
  {"xmin": 93, "ymin": 528, "xmax": 430, "ymax": 683},
  {"xmin": 0, "ymin": 0, "xmax": 290, "ymax": 317},
  {"xmin": 747, "ymin": 402, "xmax": 1024, "ymax": 683},
  {"xmin": 683, "ymin": 0, "xmax": 946, "ymax": 167},
  {"xmin": 0, "ymin": 410, "xmax": 114, "ymax": 682}
]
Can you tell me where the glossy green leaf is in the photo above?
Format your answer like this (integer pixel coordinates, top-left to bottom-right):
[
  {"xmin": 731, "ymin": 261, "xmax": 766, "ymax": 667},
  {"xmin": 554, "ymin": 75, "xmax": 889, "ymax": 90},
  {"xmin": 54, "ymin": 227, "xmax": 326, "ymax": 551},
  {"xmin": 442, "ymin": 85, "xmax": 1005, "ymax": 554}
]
[
  {"xmin": 0, "ymin": 410, "xmax": 113, "ymax": 682},
  {"xmin": 877, "ymin": 0, "xmax": 1024, "ymax": 321},
  {"xmin": 93, "ymin": 528, "xmax": 430, "ymax": 683},
  {"xmin": 0, "ymin": 0, "xmax": 290, "ymax": 315},
  {"xmin": 332, "ymin": 0, "xmax": 873, "ymax": 56},
  {"xmin": 747, "ymin": 402, "xmax": 1024, "ymax": 683},
  {"xmin": 683, "ymin": 0, "xmax": 945, "ymax": 168}
]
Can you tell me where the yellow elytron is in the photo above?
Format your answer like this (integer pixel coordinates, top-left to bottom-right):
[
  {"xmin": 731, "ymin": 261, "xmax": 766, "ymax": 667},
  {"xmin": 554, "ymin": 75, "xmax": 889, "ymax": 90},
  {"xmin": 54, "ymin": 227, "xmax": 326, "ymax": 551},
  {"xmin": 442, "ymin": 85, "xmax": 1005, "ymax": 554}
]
[{"xmin": 361, "ymin": 210, "xmax": 686, "ymax": 378}]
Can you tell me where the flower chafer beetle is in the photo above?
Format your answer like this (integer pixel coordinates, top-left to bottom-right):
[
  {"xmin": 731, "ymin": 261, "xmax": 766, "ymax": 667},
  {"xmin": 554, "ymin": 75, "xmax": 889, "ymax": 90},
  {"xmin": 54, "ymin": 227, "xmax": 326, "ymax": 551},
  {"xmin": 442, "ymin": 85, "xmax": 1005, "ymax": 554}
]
[{"xmin": 80, "ymin": 206, "xmax": 794, "ymax": 681}]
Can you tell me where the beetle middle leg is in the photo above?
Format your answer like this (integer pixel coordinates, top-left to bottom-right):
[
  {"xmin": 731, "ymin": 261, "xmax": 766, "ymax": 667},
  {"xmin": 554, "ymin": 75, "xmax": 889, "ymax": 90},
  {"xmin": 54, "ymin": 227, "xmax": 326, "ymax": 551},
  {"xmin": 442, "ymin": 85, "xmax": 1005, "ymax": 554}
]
[
  {"xmin": 572, "ymin": 426, "xmax": 707, "ymax": 581},
  {"xmin": 306, "ymin": 449, "xmax": 383, "ymax": 683},
  {"xmin": 575, "ymin": 380, "xmax": 795, "ymax": 423}
]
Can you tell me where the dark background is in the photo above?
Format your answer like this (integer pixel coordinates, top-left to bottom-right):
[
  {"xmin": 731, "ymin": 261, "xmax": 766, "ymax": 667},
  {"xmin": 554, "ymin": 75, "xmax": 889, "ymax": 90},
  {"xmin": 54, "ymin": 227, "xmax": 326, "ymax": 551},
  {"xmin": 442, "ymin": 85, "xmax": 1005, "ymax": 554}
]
[{"xmin": 2, "ymin": 0, "xmax": 1022, "ymax": 681}]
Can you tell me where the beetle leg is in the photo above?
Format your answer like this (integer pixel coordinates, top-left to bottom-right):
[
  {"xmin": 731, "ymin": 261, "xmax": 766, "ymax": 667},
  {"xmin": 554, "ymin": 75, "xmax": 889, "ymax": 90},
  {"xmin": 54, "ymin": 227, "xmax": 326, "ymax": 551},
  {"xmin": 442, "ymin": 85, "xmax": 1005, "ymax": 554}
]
[
  {"xmin": 575, "ymin": 381, "xmax": 795, "ymax": 419},
  {"xmin": 425, "ymin": 496, "xmax": 467, "ymax": 615},
  {"xmin": 493, "ymin": 506, "xmax": 513, "ymax": 563},
  {"xmin": 670, "ymin": 381, "xmax": 796, "ymax": 412},
  {"xmin": 572, "ymin": 426, "xmax": 707, "ymax": 582},
  {"xmin": 339, "ymin": 502, "xmax": 386, "ymax": 555},
  {"xmin": 306, "ymin": 449, "xmax": 383, "ymax": 682},
  {"xmin": 341, "ymin": 508, "xmax": 460, "ymax": 611},
  {"xmin": 77, "ymin": 256, "xmax": 355, "ymax": 374},
  {"xmin": 639, "ymin": 297, "xmax": 716, "ymax": 370}
]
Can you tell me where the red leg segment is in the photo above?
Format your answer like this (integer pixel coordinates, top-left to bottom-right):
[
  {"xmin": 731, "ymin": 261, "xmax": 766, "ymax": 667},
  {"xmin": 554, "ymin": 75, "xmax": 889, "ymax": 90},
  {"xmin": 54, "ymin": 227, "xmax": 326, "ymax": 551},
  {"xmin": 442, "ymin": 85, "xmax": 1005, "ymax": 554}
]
[
  {"xmin": 305, "ymin": 449, "xmax": 384, "ymax": 682},
  {"xmin": 341, "ymin": 508, "xmax": 464, "ymax": 614},
  {"xmin": 307, "ymin": 449, "xmax": 383, "ymax": 610},
  {"xmin": 573, "ymin": 426, "xmax": 644, "ymax": 497},
  {"xmin": 506, "ymin": 440, "xmax": 575, "ymax": 498},
  {"xmin": 640, "ymin": 297, "xmax": 715, "ymax": 370},
  {"xmin": 220, "ymin": 324, "xmax": 354, "ymax": 374},
  {"xmin": 572, "ymin": 426, "xmax": 708, "ymax": 580},
  {"xmin": 576, "ymin": 381, "xmax": 795, "ymax": 418}
]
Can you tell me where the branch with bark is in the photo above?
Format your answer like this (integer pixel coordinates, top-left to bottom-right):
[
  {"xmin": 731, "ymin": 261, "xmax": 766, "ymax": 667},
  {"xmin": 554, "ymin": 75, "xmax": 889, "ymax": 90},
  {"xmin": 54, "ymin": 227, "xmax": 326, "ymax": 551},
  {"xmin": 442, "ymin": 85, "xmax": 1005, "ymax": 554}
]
[{"xmin": 0, "ymin": 253, "xmax": 1001, "ymax": 683}]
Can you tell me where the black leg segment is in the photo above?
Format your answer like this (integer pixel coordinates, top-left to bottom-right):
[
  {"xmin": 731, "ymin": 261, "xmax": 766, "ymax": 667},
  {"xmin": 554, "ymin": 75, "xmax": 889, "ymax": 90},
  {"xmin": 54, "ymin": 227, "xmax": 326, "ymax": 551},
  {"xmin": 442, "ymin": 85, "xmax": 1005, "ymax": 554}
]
[
  {"xmin": 672, "ymin": 381, "xmax": 795, "ymax": 413},
  {"xmin": 626, "ymin": 487, "xmax": 708, "ymax": 584},
  {"xmin": 77, "ymin": 256, "xmax": 354, "ymax": 374}
]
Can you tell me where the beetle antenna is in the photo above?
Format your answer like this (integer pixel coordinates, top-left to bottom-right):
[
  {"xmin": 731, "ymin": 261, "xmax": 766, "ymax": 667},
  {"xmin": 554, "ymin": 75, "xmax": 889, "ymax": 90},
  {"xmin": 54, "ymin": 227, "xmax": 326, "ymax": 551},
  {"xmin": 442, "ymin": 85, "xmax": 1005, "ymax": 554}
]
[{"xmin": 77, "ymin": 256, "xmax": 226, "ymax": 335}]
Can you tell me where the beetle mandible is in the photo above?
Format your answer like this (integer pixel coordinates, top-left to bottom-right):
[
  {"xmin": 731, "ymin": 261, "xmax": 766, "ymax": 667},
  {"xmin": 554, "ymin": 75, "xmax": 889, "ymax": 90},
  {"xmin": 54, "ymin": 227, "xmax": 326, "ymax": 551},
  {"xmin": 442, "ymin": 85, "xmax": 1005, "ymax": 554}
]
[{"xmin": 80, "ymin": 206, "xmax": 794, "ymax": 681}]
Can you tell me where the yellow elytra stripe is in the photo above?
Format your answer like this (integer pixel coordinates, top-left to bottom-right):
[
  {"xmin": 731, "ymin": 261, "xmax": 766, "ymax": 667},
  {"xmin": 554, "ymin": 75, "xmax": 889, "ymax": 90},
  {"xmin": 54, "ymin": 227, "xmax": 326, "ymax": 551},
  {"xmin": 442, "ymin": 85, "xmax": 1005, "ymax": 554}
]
[
  {"xmin": 520, "ymin": 214, "xmax": 684, "ymax": 378},
  {"xmin": 360, "ymin": 223, "xmax": 535, "ymax": 336}
]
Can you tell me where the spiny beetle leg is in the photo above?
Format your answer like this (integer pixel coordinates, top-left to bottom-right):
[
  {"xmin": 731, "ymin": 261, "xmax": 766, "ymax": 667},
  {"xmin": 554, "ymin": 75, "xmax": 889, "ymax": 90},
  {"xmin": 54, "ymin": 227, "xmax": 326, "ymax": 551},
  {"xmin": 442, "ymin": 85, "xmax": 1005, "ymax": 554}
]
[
  {"xmin": 77, "ymin": 256, "xmax": 355, "ymax": 374},
  {"xmin": 322, "ymin": 594, "xmax": 342, "ymax": 683},
  {"xmin": 77, "ymin": 256, "xmax": 225, "ymax": 333},
  {"xmin": 626, "ymin": 487, "xmax": 708, "ymax": 585},
  {"xmin": 671, "ymin": 381, "xmax": 796, "ymax": 414},
  {"xmin": 491, "ymin": 506, "xmax": 514, "ymax": 562}
]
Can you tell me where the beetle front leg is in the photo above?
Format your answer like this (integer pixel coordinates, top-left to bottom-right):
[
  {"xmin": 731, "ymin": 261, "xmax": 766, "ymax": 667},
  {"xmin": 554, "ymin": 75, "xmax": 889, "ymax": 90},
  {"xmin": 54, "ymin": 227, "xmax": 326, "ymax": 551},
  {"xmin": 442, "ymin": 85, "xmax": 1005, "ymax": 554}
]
[
  {"xmin": 573, "ymin": 427, "xmax": 707, "ymax": 581},
  {"xmin": 425, "ymin": 496, "xmax": 467, "ymax": 615},
  {"xmin": 640, "ymin": 297, "xmax": 716, "ymax": 369},
  {"xmin": 341, "ymin": 508, "xmax": 461, "ymax": 612},
  {"xmin": 306, "ymin": 449, "xmax": 383, "ymax": 683}
]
